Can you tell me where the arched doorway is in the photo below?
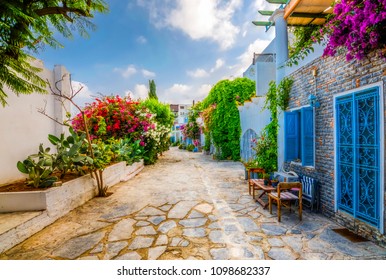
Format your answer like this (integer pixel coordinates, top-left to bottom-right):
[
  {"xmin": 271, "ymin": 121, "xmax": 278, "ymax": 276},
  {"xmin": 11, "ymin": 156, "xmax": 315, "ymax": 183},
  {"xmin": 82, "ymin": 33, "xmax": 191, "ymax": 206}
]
[{"xmin": 241, "ymin": 129, "xmax": 257, "ymax": 162}]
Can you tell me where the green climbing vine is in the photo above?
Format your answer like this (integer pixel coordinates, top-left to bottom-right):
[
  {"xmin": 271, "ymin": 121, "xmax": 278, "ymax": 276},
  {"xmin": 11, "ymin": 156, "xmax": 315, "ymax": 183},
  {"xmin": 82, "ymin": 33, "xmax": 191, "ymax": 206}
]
[
  {"xmin": 201, "ymin": 78, "xmax": 256, "ymax": 160},
  {"xmin": 254, "ymin": 77, "xmax": 293, "ymax": 174}
]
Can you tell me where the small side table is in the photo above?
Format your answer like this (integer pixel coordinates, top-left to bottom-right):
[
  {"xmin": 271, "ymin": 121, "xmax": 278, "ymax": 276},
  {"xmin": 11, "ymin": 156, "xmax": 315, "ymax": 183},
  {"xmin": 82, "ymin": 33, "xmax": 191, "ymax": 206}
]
[{"xmin": 250, "ymin": 179, "xmax": 275, "ymax": 209}]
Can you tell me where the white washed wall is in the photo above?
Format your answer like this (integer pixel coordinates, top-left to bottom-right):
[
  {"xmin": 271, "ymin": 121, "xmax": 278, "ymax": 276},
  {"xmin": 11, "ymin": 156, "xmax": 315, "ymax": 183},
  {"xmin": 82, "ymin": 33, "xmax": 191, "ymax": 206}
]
[
  {"xmin": 0, "ymin": 60, "xmax": 71, "ymax": 186},
  {"xmin": 239, "ymin": 97, "xmax": 271, "ymax": 160}
]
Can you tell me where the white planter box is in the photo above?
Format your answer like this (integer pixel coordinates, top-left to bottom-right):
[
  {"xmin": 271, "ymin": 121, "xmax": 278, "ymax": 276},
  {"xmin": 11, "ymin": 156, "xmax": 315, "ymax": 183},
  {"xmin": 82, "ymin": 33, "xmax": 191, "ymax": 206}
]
[
  {"xmin": 0, "ymin": 160, "xmax": 144, "ymax": 254},
  {"xmin": 0, "ymin": 160, "xmax": 144, "ymax": 213},
  {"xmin": 0, "ymin": 174, "xmax": 95, "ymax": 213}
]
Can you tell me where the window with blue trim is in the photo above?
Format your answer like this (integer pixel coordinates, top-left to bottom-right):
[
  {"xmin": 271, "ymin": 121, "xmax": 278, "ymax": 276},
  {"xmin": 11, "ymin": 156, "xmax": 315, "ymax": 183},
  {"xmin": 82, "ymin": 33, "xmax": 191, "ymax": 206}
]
[{"xmin": 284, "ymin": 107, "xmax": 315, "ymax": 166}]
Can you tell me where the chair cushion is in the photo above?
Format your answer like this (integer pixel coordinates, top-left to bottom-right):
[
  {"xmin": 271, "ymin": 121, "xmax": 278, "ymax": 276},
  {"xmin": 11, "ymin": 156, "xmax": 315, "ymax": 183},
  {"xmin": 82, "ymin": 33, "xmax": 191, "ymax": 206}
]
[
  {"xmin": 300, "ymin": 176, "xmax": 315, "ymax": 201},
  {"xmin": 269, "ymin": 191, "xmax": 298, "ymax": 200}
]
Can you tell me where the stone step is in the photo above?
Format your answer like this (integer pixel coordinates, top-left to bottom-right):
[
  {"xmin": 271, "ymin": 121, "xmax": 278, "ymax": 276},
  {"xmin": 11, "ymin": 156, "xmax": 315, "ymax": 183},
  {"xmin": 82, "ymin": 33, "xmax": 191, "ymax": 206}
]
[{"xmin": 0, "ymin": 210, "xmax": 49, "ymax": 254}]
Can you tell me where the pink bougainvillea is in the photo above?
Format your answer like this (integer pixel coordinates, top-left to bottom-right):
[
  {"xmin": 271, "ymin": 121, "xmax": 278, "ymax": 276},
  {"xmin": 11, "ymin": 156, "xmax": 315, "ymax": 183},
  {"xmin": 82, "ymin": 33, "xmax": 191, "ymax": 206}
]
[
  {"xmin": 323, "ymin": 0, "xmax": 386, "ymax": 60},
  {"xmin": 72, "ymin": 95, "xmax": 154, "ymax": 143}
]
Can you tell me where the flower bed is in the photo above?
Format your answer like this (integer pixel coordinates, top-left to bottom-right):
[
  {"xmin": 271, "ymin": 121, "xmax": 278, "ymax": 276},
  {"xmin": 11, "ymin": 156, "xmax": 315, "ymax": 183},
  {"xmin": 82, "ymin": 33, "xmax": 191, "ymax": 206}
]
[{"xmin": 0, "ymin": 160, "xmax": 144, "ymax": 213}]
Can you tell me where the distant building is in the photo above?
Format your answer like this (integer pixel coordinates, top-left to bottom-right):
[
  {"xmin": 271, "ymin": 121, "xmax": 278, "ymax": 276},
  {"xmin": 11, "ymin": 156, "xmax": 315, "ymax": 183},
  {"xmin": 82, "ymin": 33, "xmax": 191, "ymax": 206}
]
[{"xmin": 169, "ymin": 103, "xmax": 192, "ymax": 143}]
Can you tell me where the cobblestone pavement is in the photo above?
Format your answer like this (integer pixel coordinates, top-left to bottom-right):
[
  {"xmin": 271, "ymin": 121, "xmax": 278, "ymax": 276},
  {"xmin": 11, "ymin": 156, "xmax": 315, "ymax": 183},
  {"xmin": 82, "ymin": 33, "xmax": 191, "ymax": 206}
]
[{"xmin": 1, "ymin": 148, "xmax": 386, "ymax": 260}]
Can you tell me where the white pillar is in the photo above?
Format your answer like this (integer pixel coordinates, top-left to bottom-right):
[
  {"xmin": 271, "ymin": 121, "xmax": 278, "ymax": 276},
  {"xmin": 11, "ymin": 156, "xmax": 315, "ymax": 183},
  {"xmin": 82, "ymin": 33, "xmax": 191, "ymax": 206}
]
[
  {"xmin": 269, "ymin": 8, "xmax": 289, "ymax": 171},
  {"xmin": 270, "ymin": 9, "xmax": 288, "ymax": 84},
  {"xmin": 53, "ymin": 65, "xmax": 72, "ymax": 136}
]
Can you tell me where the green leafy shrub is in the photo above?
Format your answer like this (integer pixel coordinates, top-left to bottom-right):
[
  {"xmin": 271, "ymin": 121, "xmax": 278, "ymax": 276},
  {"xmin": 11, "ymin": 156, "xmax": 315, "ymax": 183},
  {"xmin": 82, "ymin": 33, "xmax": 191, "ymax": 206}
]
[
  {"xmin": 186, "ymin": 144, "xmax": 195, "ymax": 152},
  {"xmin": 140, "ymin": 98, "xmax": 174, "ymax": 164},
  {"xmin": 201, "ymin": 78, "xmax": 255, "ymax": 160},
  {"xmin": 254, "ymin": 77, "xmax": 293, "ymax": 174},
  {"xmin": 203, "ymin": 132, "xmax": 211, "ymax": 152},
  {"xmin": 109, "ymin": 138, "xmax": 144, "ymax": 165},
  {"xmin": 178, "ymin": 143, "xmax": 186, "ymax": 150}
]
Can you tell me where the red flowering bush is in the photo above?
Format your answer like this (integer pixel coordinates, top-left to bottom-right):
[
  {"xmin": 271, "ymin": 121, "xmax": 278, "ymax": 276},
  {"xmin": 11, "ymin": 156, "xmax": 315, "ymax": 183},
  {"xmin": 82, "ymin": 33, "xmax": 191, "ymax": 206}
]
[
  {"xmin": 72, "ymin": 95, "xmax": 155, "ymax": 145},
  {"xmin": 323, "ymin": 0, "xmax": 386, "ymax": 60}
]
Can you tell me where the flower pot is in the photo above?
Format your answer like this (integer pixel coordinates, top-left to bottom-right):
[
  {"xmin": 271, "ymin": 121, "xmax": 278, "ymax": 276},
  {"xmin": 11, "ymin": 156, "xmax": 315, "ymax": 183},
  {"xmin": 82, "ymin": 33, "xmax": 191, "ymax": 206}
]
[{"xmin": 264, "ymin": 179, "xmax": 269, "ymax": 186}]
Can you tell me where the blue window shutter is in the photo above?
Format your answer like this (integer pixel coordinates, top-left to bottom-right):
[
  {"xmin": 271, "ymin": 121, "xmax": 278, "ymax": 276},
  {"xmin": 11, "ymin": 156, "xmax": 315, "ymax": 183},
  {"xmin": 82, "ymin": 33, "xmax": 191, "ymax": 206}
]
[
  {"xmin": 301, "ymin": 107, "xmax": 314, "ymax": 166},
  {"xmin": 284, "ymin": 111, "xmax": 299, "ymax": 161}
]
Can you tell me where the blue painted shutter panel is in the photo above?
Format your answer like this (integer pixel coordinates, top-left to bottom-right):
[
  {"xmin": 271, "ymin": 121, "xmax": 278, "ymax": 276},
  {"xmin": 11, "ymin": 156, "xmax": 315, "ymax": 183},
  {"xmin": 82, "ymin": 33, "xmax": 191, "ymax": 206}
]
[
  {"xmin": 301, "ymin": 107, "xmax": 314, "ymax": 166},
  {"xmin": 284, "ymin": 111, "xmax": 299, "ymax": 162}
]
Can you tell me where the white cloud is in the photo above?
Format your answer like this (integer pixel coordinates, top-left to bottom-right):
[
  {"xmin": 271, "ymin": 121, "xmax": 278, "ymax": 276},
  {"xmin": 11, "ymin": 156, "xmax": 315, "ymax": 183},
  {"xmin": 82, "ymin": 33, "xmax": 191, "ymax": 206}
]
[
  {"xmin": 187, "ymin": 58, "xmax": 225, "ymax": 79},
  {"xmin": 160, "ymin": 83, "xmax": 213, "ymax": 104},
  {"xmin": 142, "ymin": 69, "xmax": 156, "ymax": 78},
  {"xmin": 167, "ymin": 83, "xmax": 192, "ymax": 94},
  {"xmin": 252, "ymin": 1, "xmax": 272, "ymax": 10},
  {"xmin": 197, "ymin": 84, "xmax": 212, "ymax": 99},
  {"xmin": 136, "ymin": 35, "xmax": 147, "ymax": 44},
  {"xmin": 114, "ymin": 65, "xmax": 137, "ymax": 78},
  {"xmin": 162, "ymin": 83, "xmax": 193, "ymax": 103},
  {"xmin": 128, "ymin": 84, "xmax": 149, "ymax": 100},
  {"xmin": 139, "ymin": 0, "xmax": 242, "ymax": 50},
  {"xmin": 210, "ymin": 58, "xmax": 225, "ymax": 73},
  {"xmin": 71, "ymin": 81, "xmax": 93, "ymax": 99},
  {"xmin": 70, "ymin": 81, "xmax": 96, "ymax": 112},
  {"xmin": 187, "ymin": 68, "xmax": 209, "ymax": 78},
  {"xmin": 234, "ymin": 38, "xmax": 272, "ymax": 76}
]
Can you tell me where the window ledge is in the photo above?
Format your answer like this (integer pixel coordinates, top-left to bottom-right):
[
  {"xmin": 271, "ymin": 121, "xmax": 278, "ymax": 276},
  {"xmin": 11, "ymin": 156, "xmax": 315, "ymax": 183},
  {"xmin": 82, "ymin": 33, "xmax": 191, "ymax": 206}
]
[{"xmin": 290, "ymin": 161, "xmax": 315, "ymax": 170}]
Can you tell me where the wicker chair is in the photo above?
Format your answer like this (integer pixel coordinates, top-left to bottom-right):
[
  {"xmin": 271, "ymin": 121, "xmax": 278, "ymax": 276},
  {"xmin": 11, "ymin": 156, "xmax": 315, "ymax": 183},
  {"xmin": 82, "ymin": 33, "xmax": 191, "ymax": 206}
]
[{"xmin": 268, "ymin": 182, "xmax": 302, "ymax": 222}]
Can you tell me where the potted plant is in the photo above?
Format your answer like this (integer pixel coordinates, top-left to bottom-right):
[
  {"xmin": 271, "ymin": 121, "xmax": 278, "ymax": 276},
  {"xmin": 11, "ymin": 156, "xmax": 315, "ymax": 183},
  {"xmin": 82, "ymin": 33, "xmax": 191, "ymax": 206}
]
[
  {"xmin": 242, "ymin": 160, "xmax": 260, "ymax": 180},
  {"xmin": 271, "ymin": 178, "xmax": 279, "ymax": 187},
  {"xmin": 263, "ymin": 173, "xmax": 270, "ymax": 186}
]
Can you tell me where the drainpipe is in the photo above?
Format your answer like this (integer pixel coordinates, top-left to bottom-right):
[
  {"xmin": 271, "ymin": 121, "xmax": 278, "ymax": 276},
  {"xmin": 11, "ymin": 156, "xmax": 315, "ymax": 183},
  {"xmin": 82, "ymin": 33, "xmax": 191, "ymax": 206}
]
[{"xmin": 269, "ymin": 8, "xmax": 289, "ymax": 172}]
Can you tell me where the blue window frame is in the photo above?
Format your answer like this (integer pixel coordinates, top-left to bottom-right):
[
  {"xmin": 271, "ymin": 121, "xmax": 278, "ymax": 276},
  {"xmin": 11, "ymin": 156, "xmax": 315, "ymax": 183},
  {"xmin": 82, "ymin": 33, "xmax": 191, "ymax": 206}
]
[{"xmin": 284, "ymin": 107, "xmax": 315, "ymax": 166}]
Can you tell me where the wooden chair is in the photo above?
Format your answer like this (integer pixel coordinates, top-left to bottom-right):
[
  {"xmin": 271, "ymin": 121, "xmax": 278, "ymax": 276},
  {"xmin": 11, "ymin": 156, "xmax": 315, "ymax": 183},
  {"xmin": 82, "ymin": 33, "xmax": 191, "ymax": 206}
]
[
  {"xmin": 268, "ymin": 182, "xmax": 302, "ymax": 222},
  {"xmin": 247, "ymin": 167, "xmax": 264, "ymax": 195}
]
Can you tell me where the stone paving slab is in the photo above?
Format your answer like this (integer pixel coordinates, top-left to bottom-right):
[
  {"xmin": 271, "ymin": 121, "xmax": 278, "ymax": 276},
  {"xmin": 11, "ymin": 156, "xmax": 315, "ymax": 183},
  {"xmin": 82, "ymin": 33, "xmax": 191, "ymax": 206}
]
[{"xmin": 0, "ymin": 148, "xmax": 385, "ymax": 260}]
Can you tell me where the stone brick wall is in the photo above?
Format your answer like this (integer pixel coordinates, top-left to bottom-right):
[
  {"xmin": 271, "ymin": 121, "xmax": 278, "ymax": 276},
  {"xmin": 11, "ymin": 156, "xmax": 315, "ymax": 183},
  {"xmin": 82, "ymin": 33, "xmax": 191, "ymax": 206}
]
[{"xmin": 284, "ymin": 51, "xmax": 386, "ymax": 245}]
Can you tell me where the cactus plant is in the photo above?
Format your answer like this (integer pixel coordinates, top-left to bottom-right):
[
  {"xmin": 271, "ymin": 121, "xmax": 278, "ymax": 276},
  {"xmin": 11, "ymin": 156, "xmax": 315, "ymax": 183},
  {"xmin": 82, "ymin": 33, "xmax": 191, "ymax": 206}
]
[
  {"xmin": 17, "ymin": 144, "xmax": 57, "ymax": 188},
  {"xmin": 48, "ymin": 127, "xmax": 93, "ymax": 178}
]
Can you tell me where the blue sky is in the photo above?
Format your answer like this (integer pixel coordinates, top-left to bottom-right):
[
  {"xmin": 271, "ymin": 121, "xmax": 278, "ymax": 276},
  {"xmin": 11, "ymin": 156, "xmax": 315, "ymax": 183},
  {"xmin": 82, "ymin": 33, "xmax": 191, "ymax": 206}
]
[{"xmin": 37, "ymin": 0, "xmax": 276, "ymax": 104}]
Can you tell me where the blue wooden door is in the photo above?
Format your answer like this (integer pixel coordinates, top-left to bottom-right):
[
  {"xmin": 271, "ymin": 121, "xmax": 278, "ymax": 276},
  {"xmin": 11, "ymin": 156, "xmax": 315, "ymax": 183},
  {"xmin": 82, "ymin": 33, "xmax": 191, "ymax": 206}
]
[
  {"xmin": 241, "ymin": 129, "xmax": 257, "ymax": 162},
  {"xmin": 336, "ymin": 87, "xmax": 380, "ymax": 227}
]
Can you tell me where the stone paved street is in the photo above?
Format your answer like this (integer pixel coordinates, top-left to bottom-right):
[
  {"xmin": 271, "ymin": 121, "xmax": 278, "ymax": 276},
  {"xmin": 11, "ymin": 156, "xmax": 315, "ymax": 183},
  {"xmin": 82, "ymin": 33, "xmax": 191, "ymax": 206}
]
[{"xmin": 1, "ymin": 148, "xmax": 386, "ymax": 260}]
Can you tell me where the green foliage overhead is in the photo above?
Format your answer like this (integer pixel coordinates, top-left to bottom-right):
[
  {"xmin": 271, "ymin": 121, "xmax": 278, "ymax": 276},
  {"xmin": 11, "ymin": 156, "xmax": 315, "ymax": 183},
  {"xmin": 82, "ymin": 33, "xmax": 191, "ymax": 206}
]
[
  {"xmin": 0, "ymin": 0, "xmax": 108, "ymax": 106},
  {"xmin": 287, "ymin": 25, "xmax": 320, "ymax": 67},
  {"xmin": 201, "ymin": 78, "xmax": 255, "ymax": 160},
  {"xmin": 148, "ymin": 79, "xmax": 158, "ymax": 100},
  {"xmin": 140, "ymin": 98, "xmax": 174, "ymax": 128}
]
